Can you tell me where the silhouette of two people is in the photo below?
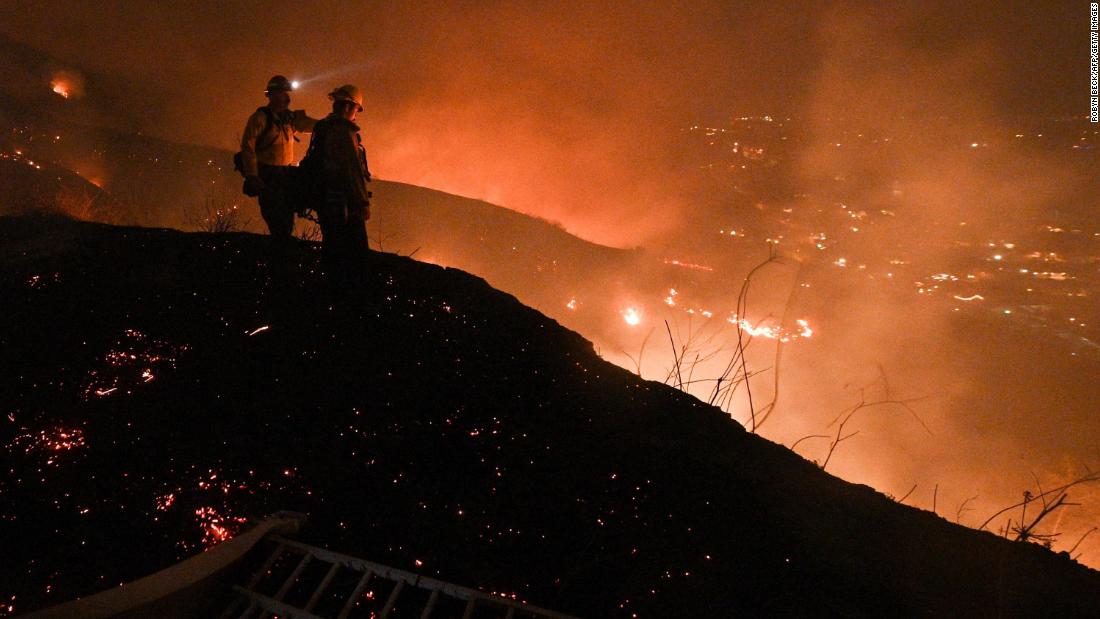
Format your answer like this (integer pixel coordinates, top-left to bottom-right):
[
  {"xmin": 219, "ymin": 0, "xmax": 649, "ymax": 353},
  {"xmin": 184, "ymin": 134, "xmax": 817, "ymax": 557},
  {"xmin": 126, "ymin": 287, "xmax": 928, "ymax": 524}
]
[{"xmin": 240, "ymin": 77, "xmax": 372, "ymax": 295}]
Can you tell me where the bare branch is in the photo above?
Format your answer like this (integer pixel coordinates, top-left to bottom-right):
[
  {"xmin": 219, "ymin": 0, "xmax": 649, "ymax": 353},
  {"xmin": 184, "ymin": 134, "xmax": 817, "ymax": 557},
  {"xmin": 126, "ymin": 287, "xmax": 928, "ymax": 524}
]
[
  {"xmin": 955, "ymin": 496, "xmax": 979, "ymax": 524},
  {"xmin": 622, "ymin": 327, "xmax": 655, "ymax": 377},
  {"xmin": 665, "ymin": 320, "xmax": 684, "ymax": 390},
  {"xmin": 790, "ymin": 434, "xmax": 830, "ymax": 453},
  {"xmin": 1069, "ymin": 527, "xmax": 1099, "ymax": 555},
  {"xmin": 978, "ymin": 473, "xmax": 1100, "ymax": 532},
  {"xmin": 821, "ymin": 415, "xmax": 859, "ymax": 471},
  {"xmin": 897, "ymin": 484, "xmax": 918, "ymax": 504},
  {"xmin": 1014, "ymin": 493, "xmax": 1069, "ymax": 544}
]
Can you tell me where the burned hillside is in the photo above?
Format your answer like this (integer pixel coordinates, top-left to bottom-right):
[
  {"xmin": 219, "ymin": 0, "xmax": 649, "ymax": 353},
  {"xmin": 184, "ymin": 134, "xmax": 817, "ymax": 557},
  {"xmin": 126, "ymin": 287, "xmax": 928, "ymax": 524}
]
[{"xmin": 2, "ymin": 215, "xmax": 1099, "ymax": 617}]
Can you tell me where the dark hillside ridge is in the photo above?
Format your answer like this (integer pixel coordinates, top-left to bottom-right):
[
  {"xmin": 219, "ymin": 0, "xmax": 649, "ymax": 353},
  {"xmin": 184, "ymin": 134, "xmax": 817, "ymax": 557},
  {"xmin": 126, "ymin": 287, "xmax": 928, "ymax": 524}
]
[
  {"xmin": 0, "ymin": 108, "xmax": 693, "ymax": 353},
  {"xmin": 1, "ymin": 215, "xmax": 1097, "ymax": 617}
]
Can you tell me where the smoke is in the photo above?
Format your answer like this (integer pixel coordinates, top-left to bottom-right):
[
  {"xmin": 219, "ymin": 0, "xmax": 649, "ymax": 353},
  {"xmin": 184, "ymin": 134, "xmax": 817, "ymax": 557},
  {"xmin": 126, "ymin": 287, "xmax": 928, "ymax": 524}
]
[
  {"xmin": 0, "ymin": 1, "xmax": 828, "ymax": 247},
  {"xmin": 764, "ymin": 3, "xmax": 1100, "ymax": 556},
  {"xmin": 0, "ymin": 2, "xmax": 1082, "ymax": 241}
]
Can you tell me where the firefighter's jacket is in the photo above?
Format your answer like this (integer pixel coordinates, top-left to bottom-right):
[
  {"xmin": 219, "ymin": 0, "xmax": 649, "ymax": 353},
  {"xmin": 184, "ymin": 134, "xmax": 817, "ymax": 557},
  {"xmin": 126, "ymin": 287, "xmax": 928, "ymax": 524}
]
[
  {"xmin": 310, "ymin": 114, "xmax": 371, "ymax": 205},
  {"xmin": 239, "ymin": 107, "xmax": 317, "ymax": 178}
]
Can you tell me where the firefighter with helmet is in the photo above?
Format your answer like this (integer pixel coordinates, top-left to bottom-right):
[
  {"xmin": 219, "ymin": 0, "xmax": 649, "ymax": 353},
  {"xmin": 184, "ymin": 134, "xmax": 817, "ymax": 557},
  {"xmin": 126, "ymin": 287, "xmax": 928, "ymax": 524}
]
[
  {"xmin": 300, "ymin": 84, "xmax": 372, "ymax": 274},
  {"xmin": 239, "ymin": 75, "xmax": 318, "ymax": 244}
]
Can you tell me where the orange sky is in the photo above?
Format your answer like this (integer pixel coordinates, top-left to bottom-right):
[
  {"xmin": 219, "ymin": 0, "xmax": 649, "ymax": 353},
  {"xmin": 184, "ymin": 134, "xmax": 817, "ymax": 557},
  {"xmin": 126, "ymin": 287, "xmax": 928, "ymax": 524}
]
[{"xmin": 0, "ymin": 1, "xmax": 1087, "ymax": 246}]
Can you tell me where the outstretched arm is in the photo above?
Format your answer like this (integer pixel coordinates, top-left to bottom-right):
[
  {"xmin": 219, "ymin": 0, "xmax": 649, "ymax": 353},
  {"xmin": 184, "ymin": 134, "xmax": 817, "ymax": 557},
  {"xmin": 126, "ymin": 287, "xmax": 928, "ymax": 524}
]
[{"xmin": 291, "ymin": 110, "xmax": 318, "ymax": 133}]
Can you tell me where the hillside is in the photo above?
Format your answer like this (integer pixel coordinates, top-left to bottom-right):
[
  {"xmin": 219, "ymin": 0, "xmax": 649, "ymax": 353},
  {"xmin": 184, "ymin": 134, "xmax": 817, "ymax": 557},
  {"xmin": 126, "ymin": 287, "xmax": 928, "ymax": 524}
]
[
  {"xmin": 0, "ymin": 30, "xmax": 736, "ymax": 365},
  {"xmin": 0, "ymin": 107, "xmax": 692, "ymax": 357},
  {"xmin": 2, "ymin": 215, "xmax": 1098, "ymax": 617}
]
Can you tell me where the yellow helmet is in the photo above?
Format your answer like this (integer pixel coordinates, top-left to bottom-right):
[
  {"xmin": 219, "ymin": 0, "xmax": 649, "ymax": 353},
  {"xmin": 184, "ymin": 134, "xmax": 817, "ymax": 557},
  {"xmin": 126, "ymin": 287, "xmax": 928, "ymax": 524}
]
[
  {"xmin": 265, "ymin": 75, "xmax": 294, "ymax": 95},
  {"xmin": 329, "ymin": 84, "xmax": 364, "ymax": 111}
]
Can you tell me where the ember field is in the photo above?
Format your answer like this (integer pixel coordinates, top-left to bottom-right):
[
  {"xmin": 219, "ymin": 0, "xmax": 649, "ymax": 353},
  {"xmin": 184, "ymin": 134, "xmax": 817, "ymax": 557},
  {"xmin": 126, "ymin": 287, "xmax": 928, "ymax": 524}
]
[{"xmin": 2, "ymin": 215, "xmax": 1099, "ymax": 617}]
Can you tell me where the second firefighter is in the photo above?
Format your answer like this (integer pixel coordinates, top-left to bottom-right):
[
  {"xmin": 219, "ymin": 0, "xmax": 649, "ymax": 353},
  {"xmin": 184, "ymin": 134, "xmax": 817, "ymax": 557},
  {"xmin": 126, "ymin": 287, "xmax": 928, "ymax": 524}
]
[{"xmin": 301, "ymin": 84, "xmax": 372, "ymax": 271}]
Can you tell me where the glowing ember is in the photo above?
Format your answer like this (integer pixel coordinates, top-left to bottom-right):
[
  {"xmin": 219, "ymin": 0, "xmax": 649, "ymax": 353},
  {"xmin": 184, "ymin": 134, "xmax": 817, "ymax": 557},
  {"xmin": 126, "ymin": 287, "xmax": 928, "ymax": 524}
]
[
  {"xmin": 82, "ymin": 329, "xmax": 189, "ymax": 400},
  {"xmin": 622, "ymin": 307, "xmax": 642, "ymax": 326},
  {"xmin": 566, "ymin": 298, "xmax": 577, "ymax": 310},
  {"xmin": 9, "ymin": 426, "xmax": 86, "ymax": 456},
  {"xmin": 193, "ymin": 506, "xmax": 247, "ymax": 548},
  {"xmin": 954, "ymin": 294, "xmax": 985, "ymax": 302},
  {"xmin": 154, "ymin": 493, "xmax": 176, "ymax": 511}
]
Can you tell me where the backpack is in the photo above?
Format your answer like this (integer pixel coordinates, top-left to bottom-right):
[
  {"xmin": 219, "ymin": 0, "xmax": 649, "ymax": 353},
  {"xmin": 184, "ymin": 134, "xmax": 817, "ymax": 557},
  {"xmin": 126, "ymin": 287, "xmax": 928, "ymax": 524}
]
[
  {"xmin": 297, "ymin": 116, "xmax": 329, "ymax": 190},
  {"xmin": 232, "ymin": 107, "xmax": 278, "ymax": 178},
  {"xmin": 298, "ymin": 118, "xmax": 373, "ymax": 206}
]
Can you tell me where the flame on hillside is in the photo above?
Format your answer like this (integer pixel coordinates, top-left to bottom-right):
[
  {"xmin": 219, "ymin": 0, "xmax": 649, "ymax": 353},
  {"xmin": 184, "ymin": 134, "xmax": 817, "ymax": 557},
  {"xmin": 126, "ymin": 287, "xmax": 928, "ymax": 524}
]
[{"xmin": 49, "ymin": 70, "xmax": 85, "ymax": 100}]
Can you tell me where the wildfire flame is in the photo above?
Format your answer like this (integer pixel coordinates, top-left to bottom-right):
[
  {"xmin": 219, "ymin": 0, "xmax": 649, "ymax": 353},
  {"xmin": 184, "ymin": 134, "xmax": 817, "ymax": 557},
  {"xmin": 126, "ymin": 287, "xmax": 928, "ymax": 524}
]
[
  {"xmin": 49, "ymin": 70, "xmax": 85, "ymax": 99},
  {"xmin": 663, "ymin": 259, "xmax": 715, "ymax": 272},
  {"xmin": 51, "ymin": 80, "xmax": 70, "ymax": 99},
  {"xmin": 728, "ymin": 316, "xmax": 814, "ymax": 342},
  {"xmin": 622, "ymin": 307, "xmax": 641, "ymax": 326},
  {"xmin": 796, "ymin": 318, "xmax": 813, "ymax": 338}
]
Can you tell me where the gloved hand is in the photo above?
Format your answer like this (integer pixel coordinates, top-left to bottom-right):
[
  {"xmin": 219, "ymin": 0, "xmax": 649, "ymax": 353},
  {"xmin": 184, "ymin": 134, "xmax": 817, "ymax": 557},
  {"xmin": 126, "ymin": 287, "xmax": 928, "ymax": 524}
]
[{"xmin": 243, "ymin": 176, "xmax": 266, "ymax": 197}]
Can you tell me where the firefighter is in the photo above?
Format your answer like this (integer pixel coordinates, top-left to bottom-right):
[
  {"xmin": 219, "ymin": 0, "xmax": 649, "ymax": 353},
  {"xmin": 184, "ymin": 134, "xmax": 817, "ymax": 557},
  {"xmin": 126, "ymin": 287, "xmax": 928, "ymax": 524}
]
[
  {"xmin": 239, "ymin": 75, "xmax": 318, "ymax": 243},
  {"xmin": 300, "ymin": 84, "xmax": 372, "ymax": 273}
]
